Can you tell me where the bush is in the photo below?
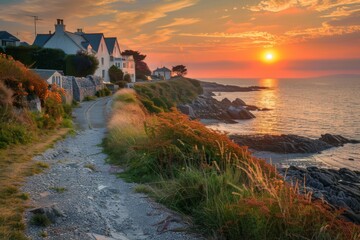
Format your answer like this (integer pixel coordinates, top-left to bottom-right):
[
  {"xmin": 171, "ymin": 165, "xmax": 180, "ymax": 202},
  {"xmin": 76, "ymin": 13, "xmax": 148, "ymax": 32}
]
[
  {"xmin": 0, "ymin": 123, "xmax": 32, "ymax": 148},
  {"xmin": 96, "ymin": 88, "xmax": 111, "ymax": 97},
  {"xmin": 65, "ymin": 51, "xmax": 99, "ymax": 77},
  {"xmin": 124, "ymin": 73, "xmax": 131, "ymax": 83},
  {"xmin": 117, "ymin": 80, "xmax": 129, "ymax": 89},
  {"xmin": 109, "ymin": 65, "xmax": 123, "ymax": 83}
]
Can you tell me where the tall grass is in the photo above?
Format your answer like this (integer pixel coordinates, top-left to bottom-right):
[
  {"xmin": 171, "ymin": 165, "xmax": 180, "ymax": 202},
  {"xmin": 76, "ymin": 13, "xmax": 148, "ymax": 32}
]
[{"xmin": 105, "ymin": 88, "xmax": 360, "ymax": 239}]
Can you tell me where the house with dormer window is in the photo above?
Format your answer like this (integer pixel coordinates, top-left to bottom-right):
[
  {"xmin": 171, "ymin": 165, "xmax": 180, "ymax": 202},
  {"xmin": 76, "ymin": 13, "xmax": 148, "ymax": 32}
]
[{"xmin": 33, "ymin": 19, "xmax": 135, "ymax": 82}]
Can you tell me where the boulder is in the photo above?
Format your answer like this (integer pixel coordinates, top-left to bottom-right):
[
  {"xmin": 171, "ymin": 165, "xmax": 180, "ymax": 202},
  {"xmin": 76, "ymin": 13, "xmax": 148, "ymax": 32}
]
[
  {"xmin": 177, "ymin": 104, "xmax": 196, "ymax": 119},
  {"xmin": 227, "ymin": 106, "xmax": 255, "ymax": 120},
  {"xmin": 231, "ymin": 98, "xmax": 246, "ymax": 107},
  {"xmin": 319, "ymin": 134, "xmax": 360, "ymax": 147}
]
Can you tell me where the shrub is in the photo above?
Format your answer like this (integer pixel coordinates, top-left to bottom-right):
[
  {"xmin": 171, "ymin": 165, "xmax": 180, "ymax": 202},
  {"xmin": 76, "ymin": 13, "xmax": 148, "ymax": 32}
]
[
  {"xmin": 0, "ymin": 123, "xmax": 32, "ymax": 148},
  {"xmin": 65, "ymin": 51, "xmax": 99, "ymax": 77},
  {"xmin": 95, "ymin": 88, "xmax": 111, "ymax": 97},
  {"xmin": 30, "ymin": 214, "xmax": 51, "ymax": 227},
  {"xmin": 109, "ymin": 65, "xmax": 124, "ymax": 83}
]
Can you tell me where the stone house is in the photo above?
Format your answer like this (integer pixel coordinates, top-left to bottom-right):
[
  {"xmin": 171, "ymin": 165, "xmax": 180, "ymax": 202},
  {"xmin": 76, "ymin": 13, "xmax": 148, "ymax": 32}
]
[
  {"xmin": 33, "ymin": 19, "xmax": 136, "ymax": 83},
  {"xmin": 153, "ymin": 67, "xmax": 172, "ymax": 80}
]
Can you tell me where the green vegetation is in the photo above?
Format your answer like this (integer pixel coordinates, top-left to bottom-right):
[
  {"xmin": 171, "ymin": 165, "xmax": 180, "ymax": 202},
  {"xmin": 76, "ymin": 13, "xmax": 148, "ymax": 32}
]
[
  {"xmin": 96, "ymin": 87, "xmax": 111, "ymax": 97},
  {"xmin": 50, "ymin": 187, "xmax": 67, "ymax": 193},
  {"xmin": 0, "ymin": 54, "xmax": 72, "ymax": 239},
  {"xmin": 30, "ymin": 214, "xmax": 51, "ymax": 227},
  {"xmin": 104, "ymin": 87, "xmax": 360, "ymax": 240},
  {"xmin": 65, "ymin": 51, "xmax": 99, "ymax": 77},
  {"xmin": 109, "ymin": 65, "xmax": 124, "ymax": 84},
  {"xmin": 4, "ymin": 46, "xmax": 66, "ymax": 70},
  {"xmin": 172, "ymin": 64, "xmax": 188, "ymax": 77},
  {"xmin": 134, "ymin": 77, "xmax": 202, "ymax": 113}
]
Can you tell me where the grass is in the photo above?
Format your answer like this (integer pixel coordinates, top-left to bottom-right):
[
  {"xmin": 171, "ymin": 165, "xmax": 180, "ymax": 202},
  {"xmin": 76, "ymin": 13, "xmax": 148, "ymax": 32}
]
[
  {"xmin": 50, "ymin": 187, "xmax": 67, "ymax": 193},
  {"xmin": 0, "ymin": 128, "xmax": 70, "ymax": 239},
  {"xmin": 83, "ymin": 95, "xmax": 97, "ymax": 101},
  {"xmin": 30, "ymin": 214, "xmax": 51, "ymax": 227},
  {"xmin": 134, "ymin": 77, "xmax": 203, "ymax": 113},
  {"xmin": 104, "ymin": 86, "xmax": 360, "ymax": 240}
]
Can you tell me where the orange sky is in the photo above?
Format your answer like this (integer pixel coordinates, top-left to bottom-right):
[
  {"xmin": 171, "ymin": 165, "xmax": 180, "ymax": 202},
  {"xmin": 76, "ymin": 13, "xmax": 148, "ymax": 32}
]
[{"xmin": 0, "ymin": 0, "xmax": 359, "ymax": 78}]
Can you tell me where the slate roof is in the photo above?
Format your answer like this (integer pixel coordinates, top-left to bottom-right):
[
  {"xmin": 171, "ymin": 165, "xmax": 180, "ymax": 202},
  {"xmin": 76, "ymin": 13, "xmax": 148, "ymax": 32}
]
[
  {"xmin": 154, "ymin": 67, "xmax": 171, "ymax": 72},
  {"xmin": 105, "ymin": 37, "xmax": 116, "ymax": 54},
  {"xmin": 31, "ymin": 69, "xmax": 62, "ymax": 80},
  {"xmin": 0, "ymin": 31, "xmax": 20, "ymax": 42},
  {"xmin": 82, "ymin": 33, "xmax": 104, "ymax": 52},
  {"xmin": 33, "ymin": 34, "xmax": 52, "ymax": 46}
]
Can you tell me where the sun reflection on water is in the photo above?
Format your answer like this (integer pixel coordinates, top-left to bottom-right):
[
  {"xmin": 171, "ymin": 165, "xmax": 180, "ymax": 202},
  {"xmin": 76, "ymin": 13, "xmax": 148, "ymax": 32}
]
[{"xmin": 253, "ymin": 78, "xmax": 279, "ymax": 135}]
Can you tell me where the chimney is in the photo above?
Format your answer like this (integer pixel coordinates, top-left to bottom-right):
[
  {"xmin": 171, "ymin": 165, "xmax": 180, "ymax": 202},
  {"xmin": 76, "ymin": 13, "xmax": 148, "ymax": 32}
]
[{"xmin": 55, "ymin": 19, "xmax": 65, "ymax": 34}]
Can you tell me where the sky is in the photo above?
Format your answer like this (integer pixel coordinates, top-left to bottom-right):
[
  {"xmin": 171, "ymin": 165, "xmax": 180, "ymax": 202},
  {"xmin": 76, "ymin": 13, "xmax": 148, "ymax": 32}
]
[{"xmin": 0, "ymin": 0, "xmax": 359, "ymax": 78}]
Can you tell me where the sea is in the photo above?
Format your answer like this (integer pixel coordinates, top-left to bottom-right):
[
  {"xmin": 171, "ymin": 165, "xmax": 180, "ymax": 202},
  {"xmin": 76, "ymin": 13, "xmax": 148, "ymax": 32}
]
[{"xmin": 200, "ymin": 77, "xmax": 360, "ymax": 171}]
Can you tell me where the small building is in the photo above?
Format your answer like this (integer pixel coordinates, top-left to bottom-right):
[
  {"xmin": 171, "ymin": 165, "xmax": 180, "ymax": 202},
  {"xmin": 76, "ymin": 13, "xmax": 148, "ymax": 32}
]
[
  {"xmin": 0, "ymin": 31, "xmax": 20, "ymax": 47},
  {"xmin": 31, "ymin": 69, "xmax": 63, "ymax": 88},
  {"xmin": 153, "ymin": 67, "xmax": 172, "ymax": 80}
]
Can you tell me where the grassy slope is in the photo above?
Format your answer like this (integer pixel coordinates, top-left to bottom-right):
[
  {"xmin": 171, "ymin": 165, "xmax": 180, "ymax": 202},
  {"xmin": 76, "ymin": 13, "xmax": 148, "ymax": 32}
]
[
  {"xmin": 104, "ymin": 85, "xmax": 360, "ymax": 240},
  {"xmin": 0, "ymin": 129, "xmax": 70, "ymax": 240}
]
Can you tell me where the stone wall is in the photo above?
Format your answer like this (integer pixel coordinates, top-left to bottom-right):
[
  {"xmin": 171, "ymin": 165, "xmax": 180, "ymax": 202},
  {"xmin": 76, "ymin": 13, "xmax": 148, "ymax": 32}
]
[{"xmin": 62, "ymin": 75, "xmax": 104, "ymax": 102}]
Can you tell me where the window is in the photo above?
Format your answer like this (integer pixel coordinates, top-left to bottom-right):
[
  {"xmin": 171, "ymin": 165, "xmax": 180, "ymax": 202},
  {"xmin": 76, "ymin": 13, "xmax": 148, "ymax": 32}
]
[
  {"xmin": 123, "ymin": 63, "xmax": 126, "ymax": 68},
  {"xmin": 101, "ymin": 43, "xmax": 103, "ymax": 52},
  {"xmin": 101, "ymin": 57, "xmax": 104, "ymax": 65},
  {"xmin": 102, "ymin": 70, "xmax": 105, "ymax": 78},
  {"xmin": 52, "ymin": 76, "xmax": 56, "ymax": 84}
]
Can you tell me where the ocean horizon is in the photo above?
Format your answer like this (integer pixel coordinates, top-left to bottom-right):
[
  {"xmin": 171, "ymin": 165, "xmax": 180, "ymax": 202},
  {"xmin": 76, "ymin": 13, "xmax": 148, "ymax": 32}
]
[{"xmin": 199, "ymin": 76, "xmax": 360, "ymax": 171}]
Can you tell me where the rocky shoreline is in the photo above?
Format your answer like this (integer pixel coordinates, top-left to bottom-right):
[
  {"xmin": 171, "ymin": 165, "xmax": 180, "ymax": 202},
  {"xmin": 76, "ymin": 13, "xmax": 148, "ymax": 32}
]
[
  {"xmin": 178, "ymin": 81, "xmax": 270, "ymax": 123},
  {"xmin": 230, "ymin": 133, "xmax": 360, "ymax": 154},
  {"xmin": 279, "ymin": 166, "xmax": 360, "ymax": 224},
  {"xmin": 183, "ymin": 81, "xmax": 360, "ymax": 224}
]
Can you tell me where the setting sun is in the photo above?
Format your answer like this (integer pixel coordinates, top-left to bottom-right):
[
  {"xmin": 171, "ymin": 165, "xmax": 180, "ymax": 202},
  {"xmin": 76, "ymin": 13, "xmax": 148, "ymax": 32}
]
[{"xmin": 262, "ymin": 50, "xmax": 278, "ymax": 63}]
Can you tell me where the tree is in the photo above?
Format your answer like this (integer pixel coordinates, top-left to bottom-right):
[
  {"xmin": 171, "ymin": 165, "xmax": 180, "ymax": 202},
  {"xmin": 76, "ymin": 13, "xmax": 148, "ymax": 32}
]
[
  {"xmin": 123, "ymin": 74, "xmax": 131, "ymax": 83},
  {"xmin": 121, "ymin": 50, "xmax": 146, "ymax": 62},
  {"xmin": 65, "ymin": 51, "xmax": 99, "ymax": 77},
  {"xmin": 33, "ymin": 48, "xmax": 66, "ymax": 71},
  {"xmin": 172, "ymin": 65, "xmax": 187, "ymax": 77},
  {"xmin": 122, "ymin": 49, "xmax": 151, "ymax": 80},
  {"xmin": 108, "ymin": 65, "xmax": 124, "ymax": 84}
]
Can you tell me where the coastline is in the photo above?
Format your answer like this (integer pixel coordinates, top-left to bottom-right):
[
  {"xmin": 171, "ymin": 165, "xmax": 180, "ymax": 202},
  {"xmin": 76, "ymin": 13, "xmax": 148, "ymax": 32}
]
[{"xmin": 193, "ymin": 79, "xmax": 360, "ymax": 224}]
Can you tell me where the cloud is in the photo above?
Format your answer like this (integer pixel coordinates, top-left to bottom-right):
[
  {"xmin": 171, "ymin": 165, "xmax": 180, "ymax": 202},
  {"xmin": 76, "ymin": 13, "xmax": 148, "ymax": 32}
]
[
  {"xmin": 284, "ymin": 22, "xmax": 360, "ymax": 40},
  {"xmin": 247, "ymin": 0, "xmax": 360, "ymax": 13},
  {"xmin": 159, "ymin": 18, "xmax": 200, "ymax": 28}
]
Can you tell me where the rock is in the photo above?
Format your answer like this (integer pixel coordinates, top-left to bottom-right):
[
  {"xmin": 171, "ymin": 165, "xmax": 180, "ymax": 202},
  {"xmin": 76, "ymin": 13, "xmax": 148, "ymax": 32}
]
[
  {"xmin": 280, "ymin": 166, "xmax": 360, "ymax": 224},
  {"xmin": 319, "ymin": 134, "xmax": 360, "ymax": 147},
  {"xmin": 220, "ymin": 98, "xmax": 232, "ymax": 107},
  {"xmin": 231, "ymin": 98, "xmax": 246, "ymax": 107},
  {"xmin": 177, "ymin": 104, "xmax": 196, "ymax": 119},
  {"xmin": 227, "ymin": 106, "xmax": 255, "ymax": 120},
  {"xmin": 29, "ymin": 204, "xmax": 64, "ymax": 223}
]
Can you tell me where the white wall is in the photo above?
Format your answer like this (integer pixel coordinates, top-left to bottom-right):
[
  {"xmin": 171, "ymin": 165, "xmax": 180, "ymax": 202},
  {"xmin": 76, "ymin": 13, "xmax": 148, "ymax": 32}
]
[
  {"xmin": 95, "ymin": 37, "xmax": 110, "ymax": 82},
  {"xmin": 44, "ymin": 33, "xmax": 80, "ymax": 55},
  {"xmin": 47, "ymin": 72, "xmax": 63, "ymax": 88}
]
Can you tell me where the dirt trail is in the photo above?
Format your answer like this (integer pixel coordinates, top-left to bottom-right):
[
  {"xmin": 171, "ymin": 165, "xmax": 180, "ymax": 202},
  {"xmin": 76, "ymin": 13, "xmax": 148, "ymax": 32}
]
[{"xmin": 23, "ymin": 97, "xmax": 201, "ymax": 240}]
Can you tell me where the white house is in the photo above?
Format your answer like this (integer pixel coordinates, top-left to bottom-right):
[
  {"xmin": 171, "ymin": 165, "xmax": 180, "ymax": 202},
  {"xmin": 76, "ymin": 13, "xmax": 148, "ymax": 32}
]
[
  {"xmin": 31, "ymin": 69, "xmax": 63, "ymax": 88},
  {"xmin": 153, "ymin": 67, "xmax": 172, "ymax": 80},
  {"xmin": 0, "ymin": 31, "xmax": 20, "ymax": 47},
  {"xmin": 33, "ymin": 19, "xmax": 135, "ymax": 82}
]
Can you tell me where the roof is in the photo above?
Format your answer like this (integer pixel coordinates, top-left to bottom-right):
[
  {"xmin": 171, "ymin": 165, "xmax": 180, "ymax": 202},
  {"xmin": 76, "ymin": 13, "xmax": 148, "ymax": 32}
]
[
  {"xmin": 65, "ymin": 31, "xmax": 87, "ymax": 51},
  {"xmin": 154, "ymin": 67, "xmax": 171, "ymax": 73},
  {"xmin": 31, "ymin": 69, "xmax": 62, "ymax": 80},
  {"xmin": 104, "ymin": 37, "xmax": 116, "ymax": 54},
  {"xmin": 82, "ymin": 33, "xmax": 104, "ymax": 52},
  {"xmin": 0, "ymin": 31, "xmax": 20, "ymax": 42},
  {"xmin": 33, "ymin": 34, "xmax": 52, "ymax": 47}
]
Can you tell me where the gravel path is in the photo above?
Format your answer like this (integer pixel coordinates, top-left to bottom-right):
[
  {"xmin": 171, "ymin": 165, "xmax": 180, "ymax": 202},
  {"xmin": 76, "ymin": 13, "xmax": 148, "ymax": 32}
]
[{"xmin": 22, "ymin": 97, "xmax": 201, "ymax": 240}]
